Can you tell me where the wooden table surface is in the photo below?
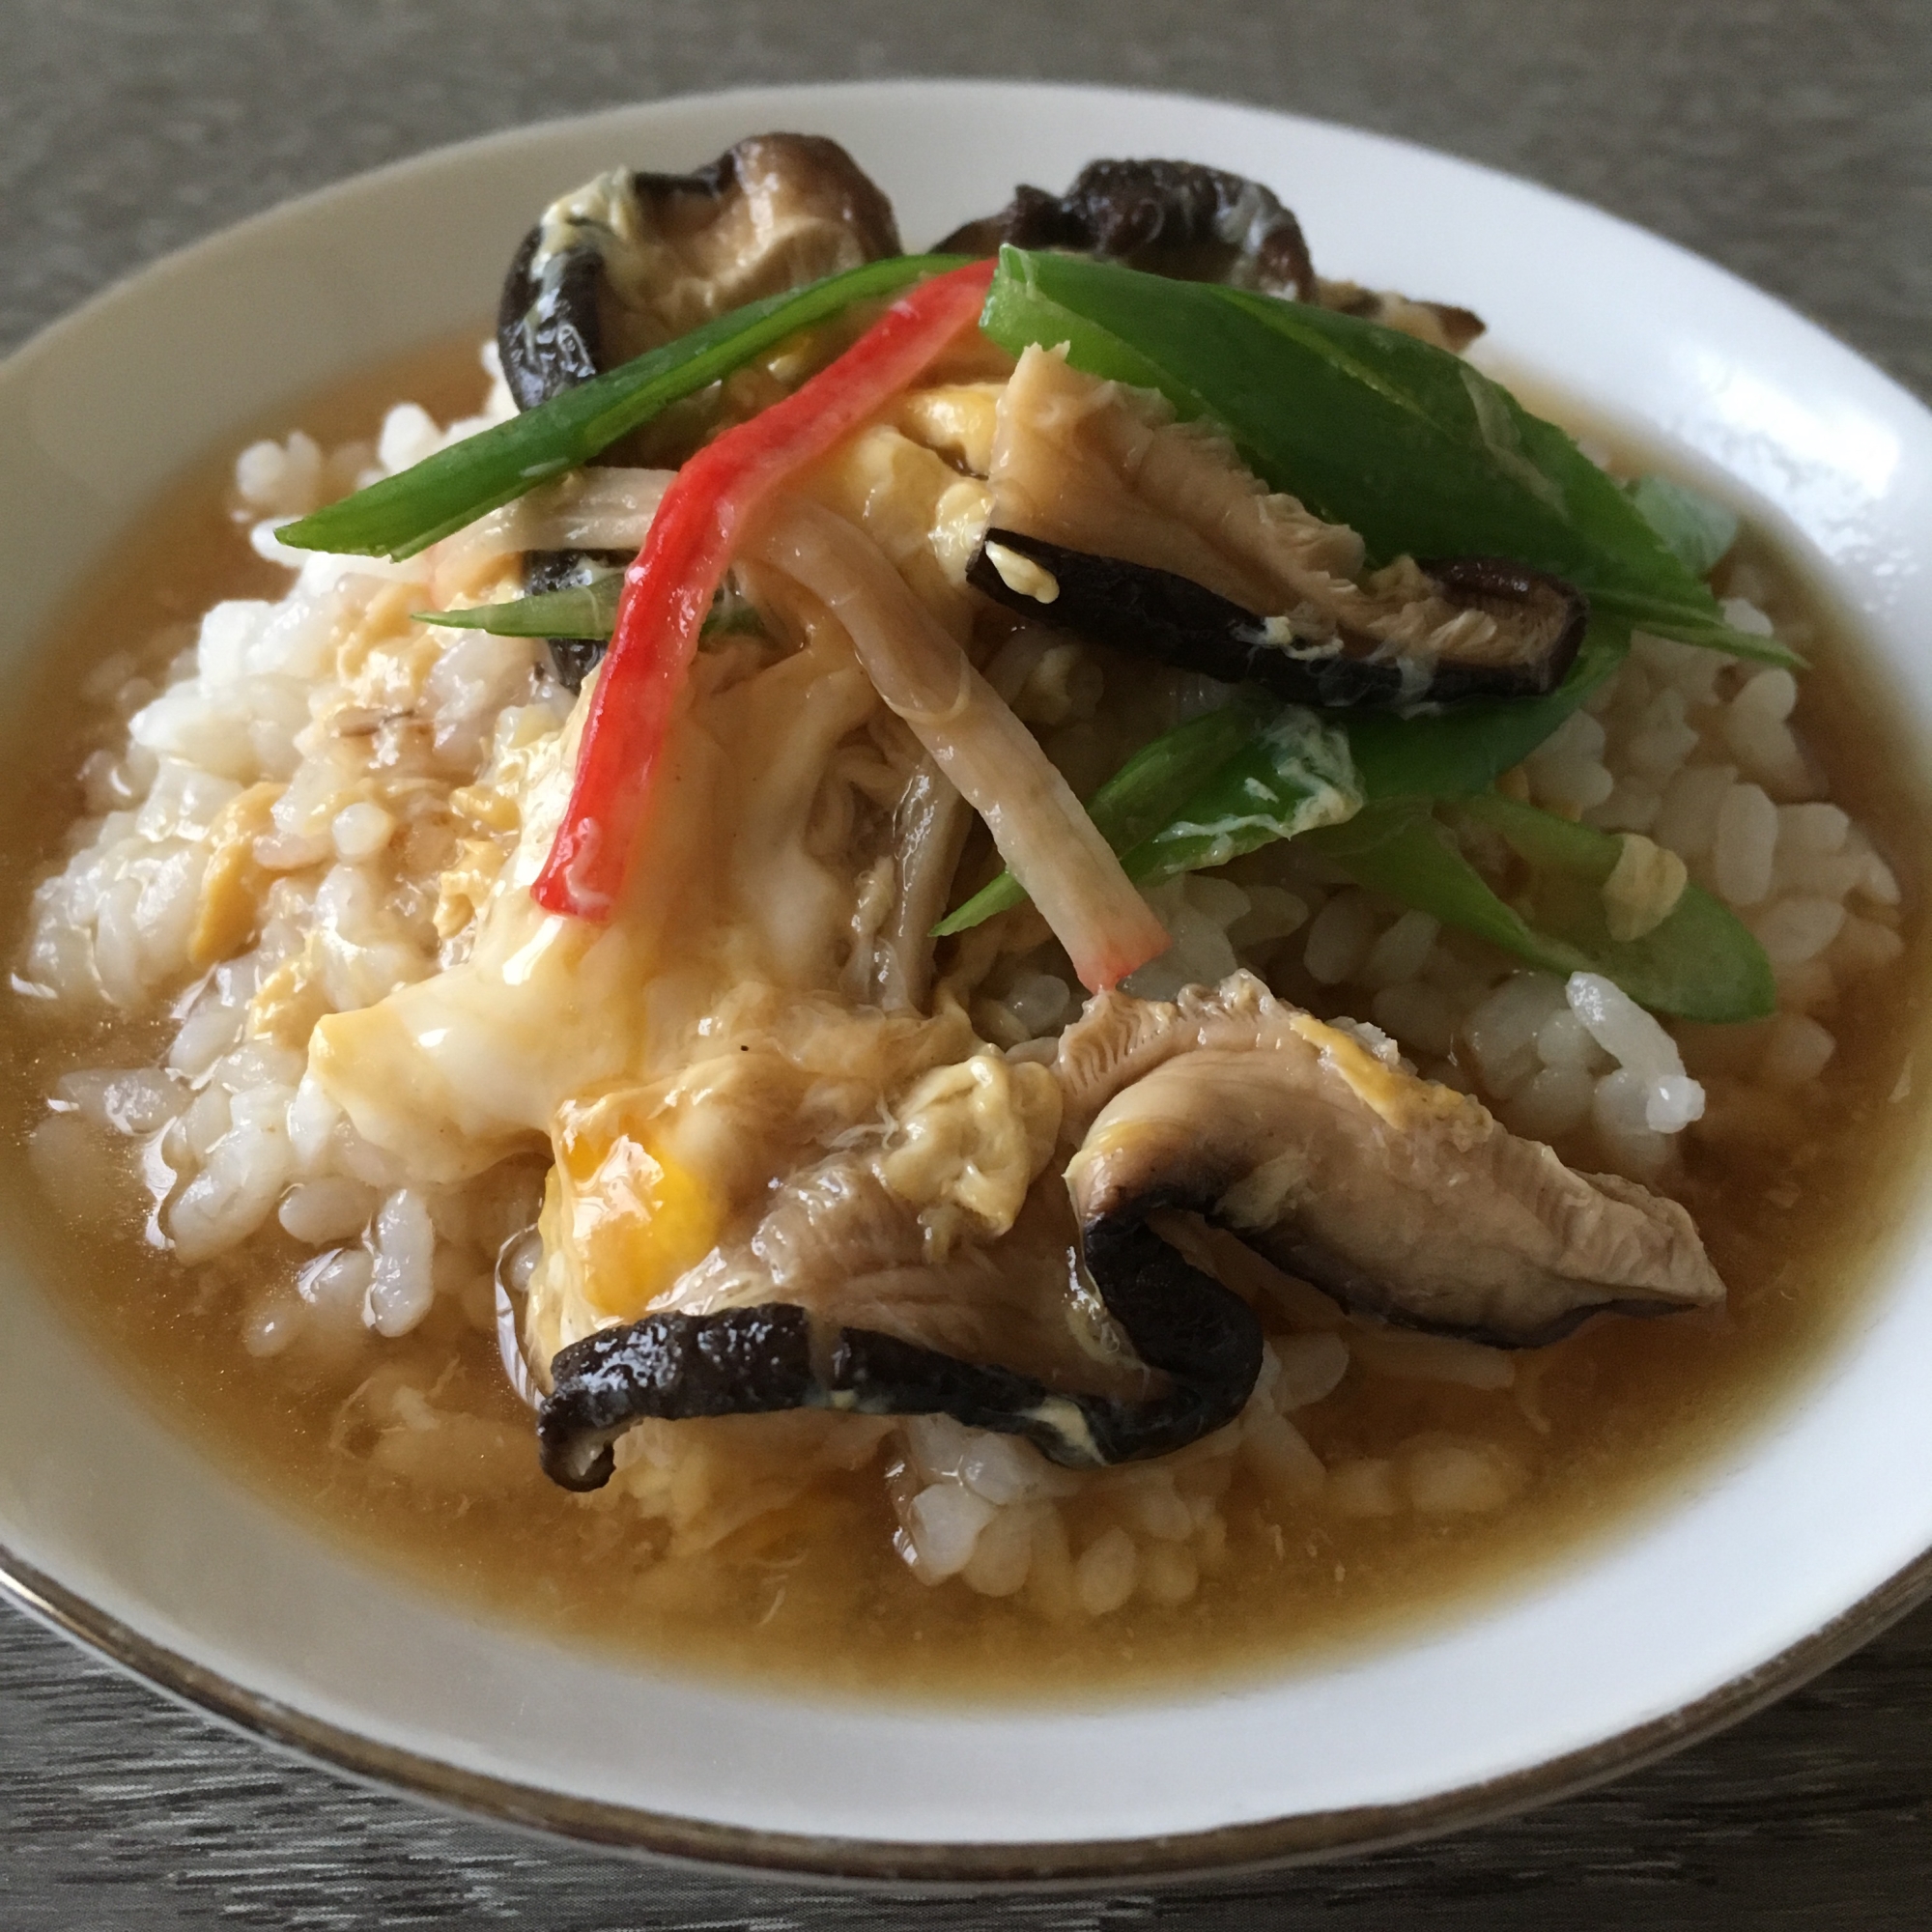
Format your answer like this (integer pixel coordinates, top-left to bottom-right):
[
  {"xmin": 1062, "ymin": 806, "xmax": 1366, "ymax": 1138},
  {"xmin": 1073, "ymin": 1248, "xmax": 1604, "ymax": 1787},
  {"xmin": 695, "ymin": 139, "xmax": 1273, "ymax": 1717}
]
[{"xmin": 4, "ymin": 1, "xmax": 1929, "ymax": 1924}]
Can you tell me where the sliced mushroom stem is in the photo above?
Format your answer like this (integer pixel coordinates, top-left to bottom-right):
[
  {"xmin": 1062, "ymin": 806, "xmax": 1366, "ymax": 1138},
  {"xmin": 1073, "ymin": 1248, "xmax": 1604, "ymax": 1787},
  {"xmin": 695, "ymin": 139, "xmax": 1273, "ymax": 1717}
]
[
  {"xmin": 871, "ymin": 756, "xmax": 972, "ymax": 1012},
  {"xmin": 752, "ymin": 497, "xmax": 1168, "ymax": 991}
]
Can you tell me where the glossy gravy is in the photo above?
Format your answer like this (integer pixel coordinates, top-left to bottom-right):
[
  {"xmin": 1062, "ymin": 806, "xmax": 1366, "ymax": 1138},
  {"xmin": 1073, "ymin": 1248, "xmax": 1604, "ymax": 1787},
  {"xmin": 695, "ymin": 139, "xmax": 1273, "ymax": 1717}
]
[{"xmin": 1, "ymin": 336, "xmax": 1927, "ymax": 1699}]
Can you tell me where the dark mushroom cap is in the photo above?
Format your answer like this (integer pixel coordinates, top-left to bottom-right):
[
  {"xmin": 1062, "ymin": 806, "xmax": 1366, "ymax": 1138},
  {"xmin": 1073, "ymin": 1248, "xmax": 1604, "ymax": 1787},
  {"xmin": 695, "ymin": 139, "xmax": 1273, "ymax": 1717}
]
[
  {"xmin": 495, "ymin": 134, "xmax": 902, "ymax": 684},
  {"xmin": 498, "ymin": 133, "xmax": 901, "ymax": 409},
  {"xmin": 939, "ymin": 157, "xmax": 1485, "ymax": 351},
  {"xmin": 1313, "ymin": 279, "xmax": 1487, "ymax": 355},
  {"xmin": 536, "ymin": 1230, "xmax": 1263, "ymax": 1493},
  {"xmin": 497, "ymin": 226, "xmax": 603, "ymax": 412},
  {"xmin": 938, "ymin": 157, "xmax": 1315, "ymax": 299},
  {"xmin": 1057, "ymin": 975, "xmax": 1725, "ymax": 1350}
]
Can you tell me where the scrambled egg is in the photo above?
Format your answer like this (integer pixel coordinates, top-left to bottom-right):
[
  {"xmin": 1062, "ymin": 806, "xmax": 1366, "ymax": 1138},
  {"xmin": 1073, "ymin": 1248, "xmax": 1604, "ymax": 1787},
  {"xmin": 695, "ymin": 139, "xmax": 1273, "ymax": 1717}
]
[
  {"xmin": 301, "ymin": 371, "xmax": 1045, "ymax": 1361},
  {"xmin": 188, "ymin": 781, "xmax": 283, "ymax": 968},
  {"xmin": 880, "ymin": 1051, "xmax": 1061, "ymax": 1261},
  {"xmin": 804, "ymin": 423, "xmax": 990, "ymax": 639}
]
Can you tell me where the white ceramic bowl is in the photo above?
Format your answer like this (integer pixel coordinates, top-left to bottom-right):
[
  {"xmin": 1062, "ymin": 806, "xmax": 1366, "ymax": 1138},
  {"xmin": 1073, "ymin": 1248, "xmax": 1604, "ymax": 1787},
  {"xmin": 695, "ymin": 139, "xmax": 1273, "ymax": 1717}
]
[{"xmin": 3, "ymin": 80, "xmax": 1930, "ymax": 1883}]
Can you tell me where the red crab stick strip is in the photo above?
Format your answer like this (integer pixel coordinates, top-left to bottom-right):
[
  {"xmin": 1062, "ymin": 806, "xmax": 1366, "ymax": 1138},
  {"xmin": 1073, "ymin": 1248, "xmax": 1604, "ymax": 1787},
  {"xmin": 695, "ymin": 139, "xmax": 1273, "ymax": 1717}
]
[
  {"xmin": 531, "ymin": 259, "xmax": 997, "ymax": 921},
  {"xmin": 754, "ymin": 497, "xmax": 1169, "ymax": 991}
]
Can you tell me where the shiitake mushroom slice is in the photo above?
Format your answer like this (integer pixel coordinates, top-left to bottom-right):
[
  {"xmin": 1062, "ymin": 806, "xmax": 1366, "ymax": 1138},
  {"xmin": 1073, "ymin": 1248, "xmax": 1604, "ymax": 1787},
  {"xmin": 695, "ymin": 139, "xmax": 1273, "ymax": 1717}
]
[
  {"xmin": 536, "ymin": 1236, "xmax": 1263, "ymax": 1493},
  {"xmin": 969, "ymin": 526, "xmax": 1588, "ymax": 710}
]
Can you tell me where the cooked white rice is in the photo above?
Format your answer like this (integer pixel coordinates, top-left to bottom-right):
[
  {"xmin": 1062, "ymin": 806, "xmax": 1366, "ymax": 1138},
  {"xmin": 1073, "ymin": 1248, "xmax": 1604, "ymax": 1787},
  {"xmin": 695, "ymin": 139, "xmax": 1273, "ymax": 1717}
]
[{"xmin": 17, "ymin": 361, "xmax": 1909, "ymax": 1617}]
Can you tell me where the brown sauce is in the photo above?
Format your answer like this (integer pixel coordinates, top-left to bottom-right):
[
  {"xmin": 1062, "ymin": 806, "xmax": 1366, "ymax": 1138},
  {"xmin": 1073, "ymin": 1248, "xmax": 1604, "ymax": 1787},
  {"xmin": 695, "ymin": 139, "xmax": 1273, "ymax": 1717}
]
[{"xmin": 1, "ymin": 335, "xmax": 1928, "ymax": 1701}]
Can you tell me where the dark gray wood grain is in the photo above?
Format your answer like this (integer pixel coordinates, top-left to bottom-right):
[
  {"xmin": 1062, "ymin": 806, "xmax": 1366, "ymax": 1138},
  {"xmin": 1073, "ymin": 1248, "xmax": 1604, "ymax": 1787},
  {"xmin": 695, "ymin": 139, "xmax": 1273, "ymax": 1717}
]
[{"xmin": 3, "ymin": 0, "xmax": 1929, "ymax": 1924}]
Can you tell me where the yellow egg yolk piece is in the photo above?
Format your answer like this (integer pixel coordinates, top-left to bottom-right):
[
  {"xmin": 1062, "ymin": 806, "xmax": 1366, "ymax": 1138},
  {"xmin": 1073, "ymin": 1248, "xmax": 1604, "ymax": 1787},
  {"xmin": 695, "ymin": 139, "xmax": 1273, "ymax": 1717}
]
[{"xmin": 554, "ymin": 1094, "xmax": 724, "ymax": 1323}]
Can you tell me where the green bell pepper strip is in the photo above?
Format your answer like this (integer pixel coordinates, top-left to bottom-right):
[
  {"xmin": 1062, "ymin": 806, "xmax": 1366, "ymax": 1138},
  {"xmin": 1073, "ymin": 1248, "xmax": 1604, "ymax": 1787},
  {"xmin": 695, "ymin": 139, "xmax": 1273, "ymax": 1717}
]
[
  {"xmin": 979, "ymin": 248, "xmax": 1799, "ymax": 669},
  {"xmin": 933, "ymin": 699, "xmax": 1360, "ymax": 935},
  {"xmin": 936, "ymin": 607, "xmax": 1624, "ymax": 936},
  {"xmin": 1115, "ymin": 705, "xmax": 1361, "ymax": 887},
  {"xmin": 276, "ymin": 253, "xmax": 969, "ymax": 561},
  {"xmin": 932, "ymin": 696, "xmax": 1272, "ymax": 934},
  {"xmin": 931, "ymin": 607, "xmax": 1619, "ymax": 943},
  {"xmin": 1307, "ymin": 793, "xmax": 1775, "ymax": 1022}
]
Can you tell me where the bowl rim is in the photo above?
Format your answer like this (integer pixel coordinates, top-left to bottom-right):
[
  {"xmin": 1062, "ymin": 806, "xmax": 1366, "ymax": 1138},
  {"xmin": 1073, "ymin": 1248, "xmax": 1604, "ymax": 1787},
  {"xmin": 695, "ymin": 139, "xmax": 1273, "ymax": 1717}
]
[
  {"xmin": 4, "ymin": 74, "xmax": 1930, "ymax": 1884},
  {"xmin": 6, "ymin": 1537, "xmax": 1929, "ymax": 1884}
]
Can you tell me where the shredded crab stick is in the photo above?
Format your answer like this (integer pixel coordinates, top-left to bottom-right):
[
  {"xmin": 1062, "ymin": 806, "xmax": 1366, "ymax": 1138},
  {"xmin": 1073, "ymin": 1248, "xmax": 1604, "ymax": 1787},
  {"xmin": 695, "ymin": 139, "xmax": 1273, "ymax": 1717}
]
[
  {"xmin": 754, "ymin": 497, "xmax": 1169, "ymax": 991},
  {"xmin": 531, "ymin": 258, "xmax": 997, "ymax": 921}
]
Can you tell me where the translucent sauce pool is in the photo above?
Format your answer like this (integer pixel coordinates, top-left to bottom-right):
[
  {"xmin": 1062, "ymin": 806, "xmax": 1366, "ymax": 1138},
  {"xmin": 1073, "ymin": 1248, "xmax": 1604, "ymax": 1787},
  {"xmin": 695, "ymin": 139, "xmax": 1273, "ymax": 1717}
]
[{"xmin": 1, "ymin": 336, "xmax": 1927, "ymax": 1699}]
